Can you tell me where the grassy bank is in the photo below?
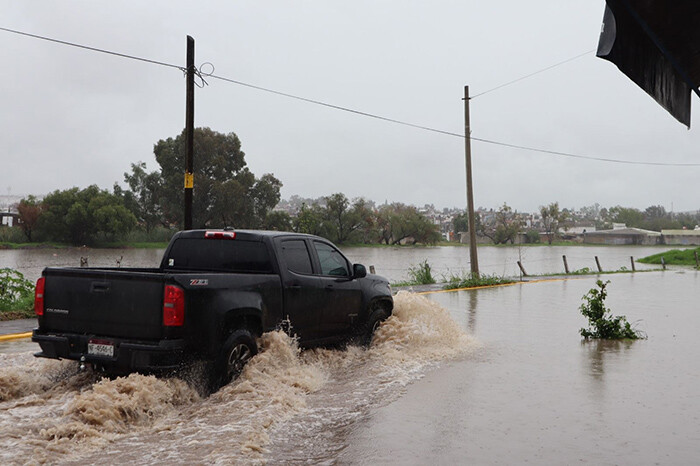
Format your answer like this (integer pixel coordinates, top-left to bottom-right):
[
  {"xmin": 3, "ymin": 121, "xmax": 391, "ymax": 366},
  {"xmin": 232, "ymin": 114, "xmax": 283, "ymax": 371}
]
[{"xmin": 638, "ymin": 247, "xmax": 700, "ymax": 266}]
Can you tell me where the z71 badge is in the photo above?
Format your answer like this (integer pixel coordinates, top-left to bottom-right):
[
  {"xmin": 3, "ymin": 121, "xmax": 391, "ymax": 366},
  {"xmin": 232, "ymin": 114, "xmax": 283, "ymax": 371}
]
[{"xmin": 190, "ymin": 279, "xmax": 209, "ymax": 286}]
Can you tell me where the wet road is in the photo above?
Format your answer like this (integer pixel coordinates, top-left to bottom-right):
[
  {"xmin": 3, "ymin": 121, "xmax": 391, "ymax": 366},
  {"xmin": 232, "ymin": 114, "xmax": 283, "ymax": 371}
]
[{"xmin": 339, "ymin": 271, "xmax": 700, "ymax": 465}]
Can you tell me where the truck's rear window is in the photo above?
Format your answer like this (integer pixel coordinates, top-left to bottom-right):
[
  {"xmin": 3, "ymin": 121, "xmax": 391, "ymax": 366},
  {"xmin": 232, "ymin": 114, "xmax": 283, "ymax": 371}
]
[{"xmin": 164, "ymin": 238, "xmax": 273, "ymax": 273}]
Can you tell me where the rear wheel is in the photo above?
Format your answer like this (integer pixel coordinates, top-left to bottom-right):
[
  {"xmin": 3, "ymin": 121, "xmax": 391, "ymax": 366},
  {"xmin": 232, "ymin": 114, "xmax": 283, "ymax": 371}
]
[{"xmin": 210, "ymin": 329, "xmax": 258, "ymax": 392}]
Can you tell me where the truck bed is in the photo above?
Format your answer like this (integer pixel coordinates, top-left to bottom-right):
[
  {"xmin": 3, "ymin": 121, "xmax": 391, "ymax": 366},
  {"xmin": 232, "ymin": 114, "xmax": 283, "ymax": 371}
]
[{"xmin": 39, "ymin": 267, "xmax": 167, "ymax": 340}]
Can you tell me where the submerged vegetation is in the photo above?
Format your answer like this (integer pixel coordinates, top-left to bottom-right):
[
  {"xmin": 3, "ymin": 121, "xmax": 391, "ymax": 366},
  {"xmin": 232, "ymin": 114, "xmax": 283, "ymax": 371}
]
[
  {"xmin": 579, "ymin": 280, "xmax": 644, "ymax": 340},
  {"xmin": 442, "ymin": 272, "xmax": 515, "ymax": 290},
  {"xmin": 392, "ymin": 261, "xmax": 515, "ymax": 290},
  {"xmin": 0, "ymin": 268, "xmax": 35, "ymax": 320}
]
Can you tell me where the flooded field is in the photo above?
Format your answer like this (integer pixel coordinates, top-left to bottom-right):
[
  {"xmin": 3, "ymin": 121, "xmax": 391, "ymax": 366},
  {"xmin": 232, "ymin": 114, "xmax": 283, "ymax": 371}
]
[
  {"xmin": 1, "ymin": 247, "xmax": 698, "ymax": 464},
  {"xmin": 0, "ymin": 244, "xmax": 680, "ymax": 284}
]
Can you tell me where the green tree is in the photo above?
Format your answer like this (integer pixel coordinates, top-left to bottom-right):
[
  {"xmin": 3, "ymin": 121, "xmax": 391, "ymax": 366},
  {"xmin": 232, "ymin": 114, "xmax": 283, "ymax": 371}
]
[
  {"xmin": 481, "ymin": 203, "xmax": 522, "ymax": 244},
  {"xmin": 152, "ymin": 127, "xmax": 281, "ymax": 229},
  {"xmin": 540, "ymin": 202, "xmax": 565, "ymax": 244},
  {"xmin": 607, "ymin": 206, "xmax": 644, "ymax": 228},
  {"xmin": 36, "ymin": 186, "xmax": 136, "ymax": 245},
  {"xmin": 294, "ymin": 203, "xmax": 326, "ymax": 236},
  {"xmin": 375, "ymin": 203, "xmax": 440, "ymax": 245},
  {"xmin": 263, "ymin": 210, "xmax": 293, "ymax": 231},
  {"xmin": 323, "ymin": 193, "xmax": 366, "ymax": 244},
  {"xmin": 453, "ymin": 212, "xmax": 468, "ymax": 234},
  {"xmin": 122, "ymin": 162, "xmax": 163, "ymax": 232},
  {"xmin": 17, "ymin": 196, "xmax": 42, "ymax": 242},
  {"xmin": 641, "ymin": 205, "xmax": 680, "ymax": 231}
]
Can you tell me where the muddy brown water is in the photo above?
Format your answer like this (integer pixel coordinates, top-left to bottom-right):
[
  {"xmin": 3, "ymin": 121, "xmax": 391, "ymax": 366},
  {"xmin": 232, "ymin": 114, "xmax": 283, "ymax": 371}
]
[{"xmin": 1, "ymin": 247, "xmax": 697, "ymax": 464}]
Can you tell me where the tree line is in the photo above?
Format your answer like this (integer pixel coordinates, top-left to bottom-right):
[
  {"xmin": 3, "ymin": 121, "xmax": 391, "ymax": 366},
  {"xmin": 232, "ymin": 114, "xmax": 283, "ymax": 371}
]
[
  {"xmin": 13, "ymin": 128, "xmax": 441, "ymax": 246},
  {"xmin": 453, "ymin": 201, "xmax": 700, "ymax": 245}
]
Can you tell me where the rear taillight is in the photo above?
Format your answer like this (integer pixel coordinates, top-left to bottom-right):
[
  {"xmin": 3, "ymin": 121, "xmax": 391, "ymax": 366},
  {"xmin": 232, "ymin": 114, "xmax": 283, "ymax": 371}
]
[
  {"xmin": 163, "ymin": 285, "xmax": 185, "ymax": 326},
  {"xmin": 34, "ymin": 277, "xmax": 45, "ymax": 316}
]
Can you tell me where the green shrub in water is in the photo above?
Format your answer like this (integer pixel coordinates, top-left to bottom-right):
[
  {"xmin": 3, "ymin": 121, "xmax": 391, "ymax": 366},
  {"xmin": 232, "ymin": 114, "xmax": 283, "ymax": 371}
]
[
  {"xmin": 579, "ymin": 280, "xmax": 644, "ymax": 340},
  {"xmin": 406, "ymin": 260, "xmax": 436, "ymax": 285}
]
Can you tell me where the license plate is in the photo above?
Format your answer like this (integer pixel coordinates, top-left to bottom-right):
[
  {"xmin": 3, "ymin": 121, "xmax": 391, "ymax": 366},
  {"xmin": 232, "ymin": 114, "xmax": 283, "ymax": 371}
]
[{"xmin": 88, "ymin": 339, "xmax": 114, "ymax": 358}]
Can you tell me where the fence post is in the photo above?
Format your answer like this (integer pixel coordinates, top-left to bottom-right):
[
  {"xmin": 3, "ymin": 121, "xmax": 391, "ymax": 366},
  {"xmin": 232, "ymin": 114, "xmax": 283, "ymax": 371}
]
[
  {"xmin": 630, "ymin": 256, "xmax": 636, "ymax": 272},
  {"xmin": 562, "ymin": 255, "xmax": 570, "ymax": 274},
  {"xmin": 695, "ymin": 251, "xmax": 699, "ymax": 268},
  {"xmin": 595, "ymin": 256, "xmax": 603, "ymax": 273},
  {"xmin": 517, "ymin": 260, "xmax": 528, "ymax": 277}
]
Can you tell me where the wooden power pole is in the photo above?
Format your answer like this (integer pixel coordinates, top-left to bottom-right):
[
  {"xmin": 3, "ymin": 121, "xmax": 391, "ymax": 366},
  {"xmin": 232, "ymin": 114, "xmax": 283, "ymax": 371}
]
[
  {"xmin": 464, "ymin": 85, "xmax": 479, "ymax": 277},
  {"xmin": 184, "ymin": 36, "xmax": 195, "ymax": 230}
]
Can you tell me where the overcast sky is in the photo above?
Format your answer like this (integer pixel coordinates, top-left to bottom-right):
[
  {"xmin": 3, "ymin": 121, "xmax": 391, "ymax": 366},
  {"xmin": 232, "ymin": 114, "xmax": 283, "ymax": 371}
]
[{"xmin": 2, "ymin": 1, "xmax": 699, "ymax": 213}]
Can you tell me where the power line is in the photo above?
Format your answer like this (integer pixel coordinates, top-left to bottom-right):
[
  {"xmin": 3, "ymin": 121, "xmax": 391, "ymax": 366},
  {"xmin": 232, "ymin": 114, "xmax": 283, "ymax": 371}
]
[
  {"xmin": 470, "ymin": 137, "xmax": 700, "ymax": 167},
  {"xmin": 2, "ymin": 27, "xmax": 698, "ymax": 167},
  {"xmin": 0, "ymin": 26, "xmax": 183, "ymax": 71},
  {"xmin": 470, "ymin": 49, "xmax": 596, "ymax": 99}
]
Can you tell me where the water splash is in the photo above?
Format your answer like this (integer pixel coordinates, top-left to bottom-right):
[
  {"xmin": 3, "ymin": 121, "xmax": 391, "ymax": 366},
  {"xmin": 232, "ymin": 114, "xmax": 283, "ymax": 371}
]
[{"xmin": 0, "ymin": 292, "xmax": 474, "ymax": 464}]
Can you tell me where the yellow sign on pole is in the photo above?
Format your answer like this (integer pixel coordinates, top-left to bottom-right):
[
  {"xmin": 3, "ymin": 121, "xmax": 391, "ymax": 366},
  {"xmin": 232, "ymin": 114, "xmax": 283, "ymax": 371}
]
[{"xmin": 184, "ymin": 172, "xmax": 194, "ymax": 189}]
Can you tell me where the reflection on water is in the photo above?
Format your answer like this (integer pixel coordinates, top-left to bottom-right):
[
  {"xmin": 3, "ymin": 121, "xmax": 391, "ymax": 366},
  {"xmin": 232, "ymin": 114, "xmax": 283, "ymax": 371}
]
[{"xmin": 582, "ymin": 339, "xmax": 635, "ymax": 380}]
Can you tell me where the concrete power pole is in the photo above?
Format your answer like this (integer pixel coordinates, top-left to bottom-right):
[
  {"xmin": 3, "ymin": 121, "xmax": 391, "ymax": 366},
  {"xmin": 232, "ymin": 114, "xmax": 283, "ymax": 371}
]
[
  {"xmin": 184, "ymin": 36, "xmax": 195, "ymax": 230},
  {"xmin": 464, "ymin": 85, "xmax": 479, "ymax": 277}
]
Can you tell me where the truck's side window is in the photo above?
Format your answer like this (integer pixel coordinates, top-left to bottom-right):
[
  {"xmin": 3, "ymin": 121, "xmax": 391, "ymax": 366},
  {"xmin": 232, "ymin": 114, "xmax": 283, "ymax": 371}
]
[
  {"xmin": 313, "ymin": 241, "xmax": 350, "ymax": 277},
  {"xmin": 281, "ymin": 239, "xmax": 314, "ymax": 274}
]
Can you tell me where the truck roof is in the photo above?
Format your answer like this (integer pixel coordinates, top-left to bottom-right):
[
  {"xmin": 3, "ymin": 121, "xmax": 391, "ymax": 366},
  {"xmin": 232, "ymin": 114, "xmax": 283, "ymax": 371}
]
[{"xmin": 174, "ymin": 229, "xmax": 318, "ymax": 241}]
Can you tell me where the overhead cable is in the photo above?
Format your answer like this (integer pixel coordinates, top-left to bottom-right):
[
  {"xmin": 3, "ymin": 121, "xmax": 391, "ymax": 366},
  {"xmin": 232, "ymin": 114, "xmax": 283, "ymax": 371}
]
[
  {"xmin": 470, "ymin": 49, "xmax": 596, "ymax": 99},
  {"xmin": 2, "ymin": 27, "xmax": 697, "ymax": 167},
  {"xmin": 0, "ymin": 26, "xmax": 183, "ymax": 71}
]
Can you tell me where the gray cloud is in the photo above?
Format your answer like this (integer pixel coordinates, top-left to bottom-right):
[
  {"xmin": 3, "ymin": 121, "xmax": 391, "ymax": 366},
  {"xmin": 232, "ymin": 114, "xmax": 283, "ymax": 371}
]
[{"xmin": 2, "ymin": 1, "xmax": 699, "ymax": 213}]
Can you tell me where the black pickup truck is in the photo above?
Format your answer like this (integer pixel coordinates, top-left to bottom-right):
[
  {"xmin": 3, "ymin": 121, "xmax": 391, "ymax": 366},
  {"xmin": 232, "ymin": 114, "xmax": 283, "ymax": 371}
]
[{"xmin": 32, "ymin": 230, "xmax": 393, "ymax": 390}]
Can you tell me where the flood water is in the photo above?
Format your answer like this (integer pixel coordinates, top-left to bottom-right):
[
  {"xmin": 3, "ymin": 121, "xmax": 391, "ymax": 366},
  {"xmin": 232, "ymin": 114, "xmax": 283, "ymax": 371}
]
[
  {"xmin": 0, "ymin": 244, "xmax": 680, "ymax": 284},
  {"xmin": 338, "ymin": 271, "xmax": 700, "ymax": 465},
  {"xmin": 1, "ymin": 246, "xmax": 698, "ymax": 464}
]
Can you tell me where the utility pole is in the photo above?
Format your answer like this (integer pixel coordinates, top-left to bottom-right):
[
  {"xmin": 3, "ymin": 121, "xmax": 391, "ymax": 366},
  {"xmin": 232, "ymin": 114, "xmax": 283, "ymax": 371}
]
[
  {"xmin": 464, "ymin": 85, "xmax": 479, "ymax": 277},
  {"xmin": 184, "ymin": 35, "xmax": 195, "ymax": 230}
]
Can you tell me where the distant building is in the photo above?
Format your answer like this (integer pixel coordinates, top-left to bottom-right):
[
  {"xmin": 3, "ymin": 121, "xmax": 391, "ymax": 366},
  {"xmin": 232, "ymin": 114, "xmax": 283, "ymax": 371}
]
[
  {"xmin": 562, "ymin": 225, "xmax": 596, "ymax": 235},
  {"xmin": 661, "ymin": 229, "xmax": 700, "ymax": 246},
  {"xmin": 0, "ymin": 212, "xmax": 20, "ymax": 227},
  {"xmin": 583, "ymin": 227, "xmax": 661, "ymax": 245}
]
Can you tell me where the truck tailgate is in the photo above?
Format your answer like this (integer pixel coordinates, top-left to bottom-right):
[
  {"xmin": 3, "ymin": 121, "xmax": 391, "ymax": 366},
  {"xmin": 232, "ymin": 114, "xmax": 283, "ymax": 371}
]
[{"xmin": 40, "ymin": 267, "xmax": 166, "ymax": 340}]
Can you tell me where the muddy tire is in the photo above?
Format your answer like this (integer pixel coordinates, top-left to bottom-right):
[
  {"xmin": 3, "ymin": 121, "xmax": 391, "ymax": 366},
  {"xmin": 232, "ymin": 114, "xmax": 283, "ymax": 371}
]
[
  {"xmin": 209, "ymin": 329, "xmax": 258, "ymax": 392},
  {"xmin": 358, "ymin": 306, "xmax": 390, "ymax": 347}
]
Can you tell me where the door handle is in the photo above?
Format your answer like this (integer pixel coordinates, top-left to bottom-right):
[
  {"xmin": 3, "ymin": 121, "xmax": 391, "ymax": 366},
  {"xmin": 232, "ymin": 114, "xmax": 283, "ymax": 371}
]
[{"xmin": 90, "ymin": 282, "xmax": 110, "ymax": 293}]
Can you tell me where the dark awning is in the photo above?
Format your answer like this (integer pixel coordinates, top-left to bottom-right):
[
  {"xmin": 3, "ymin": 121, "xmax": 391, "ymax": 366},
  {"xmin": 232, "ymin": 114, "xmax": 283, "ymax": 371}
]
[{"xmin": 597, "ymin": 0, "xmax": 700, "ymax": 127}]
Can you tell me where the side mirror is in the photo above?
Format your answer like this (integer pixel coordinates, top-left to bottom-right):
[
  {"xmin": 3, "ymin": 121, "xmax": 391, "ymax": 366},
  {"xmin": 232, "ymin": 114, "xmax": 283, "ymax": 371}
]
[{"xmin": 353, "ymin": 263, "xmax": 367, "ymax": 279}]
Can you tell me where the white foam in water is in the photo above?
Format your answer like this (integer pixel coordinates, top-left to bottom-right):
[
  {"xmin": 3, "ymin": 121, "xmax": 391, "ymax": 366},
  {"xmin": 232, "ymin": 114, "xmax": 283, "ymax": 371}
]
[{"xmin": 0, "ymin": 292, "xmax": 476, "ymax": 464}]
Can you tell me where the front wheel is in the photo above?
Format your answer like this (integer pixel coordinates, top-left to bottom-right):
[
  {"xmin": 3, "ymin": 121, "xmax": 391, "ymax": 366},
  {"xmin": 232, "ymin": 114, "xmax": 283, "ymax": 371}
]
[
  {"xmin": 210, "ymin": 329, "xmax": 258, "ymax": 392},
  {"xmin": 358, "ymin": 307, "xmax": 390, "ymax": 347}
]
